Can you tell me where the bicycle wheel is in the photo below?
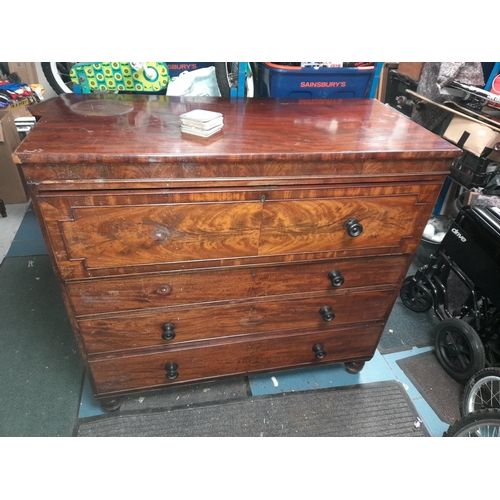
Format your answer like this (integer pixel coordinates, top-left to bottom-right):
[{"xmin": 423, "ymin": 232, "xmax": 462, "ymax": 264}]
[
  {"xmin": 214, "ymin": 62, "xmax": 255, "ymax": 97},
  {"xmin": 433, "ymin": 318, "xmax": 485, "ymax": 381},
  {"xmin": 41, "ymin": 62, "xmax": 76, "ymax": 94},
  {"xmin": 461, "ymin": 367, "xmax": 500, "ymax": 416},
  {"xmin": 443, "ymin": 409, "xmax": 500, "ymax": 436}
]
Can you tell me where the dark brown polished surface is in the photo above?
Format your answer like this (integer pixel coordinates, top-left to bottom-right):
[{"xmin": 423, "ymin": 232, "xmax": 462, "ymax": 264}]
[
  {"xmin": 16, "ymin": 93, "xmax": 459, "ymax": 164},
  {"xmin": 15, "ymin": 94, "xmax": 462, "ymax": 410}
]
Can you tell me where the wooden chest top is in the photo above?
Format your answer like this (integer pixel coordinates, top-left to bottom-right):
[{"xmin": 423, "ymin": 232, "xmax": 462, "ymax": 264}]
[{"xmin": 14, "ymin": 94, "xmax": 460, "ymax": 167}]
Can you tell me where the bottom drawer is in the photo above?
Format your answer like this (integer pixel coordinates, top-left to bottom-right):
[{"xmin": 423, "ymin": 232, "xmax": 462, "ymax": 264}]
[{"xmin": 89, "ymin": 323, "xmax": 383, "ymax": 396}]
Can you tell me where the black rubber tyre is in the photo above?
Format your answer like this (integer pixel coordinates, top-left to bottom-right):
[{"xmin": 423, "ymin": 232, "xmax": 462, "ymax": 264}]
[
  {"xmin": 399, "ymin": 276, "xmax": 433, "ymax": 313},
  {"xmin": 214, "ymin": 62, "xmax": 255, "ymax": 97},
  {"xmin": 461, "ymin": 367, "xmax": 500, "ymax": 416},
  {"xmin": 443, "ymin": 408, "xmax": 500, "ymax": 436},
  {"xmin": 41, "ymin": 62, "xmax": 76, "ymax": 94},
  {"xmin": 434, "ymin": 318, "xmax": 486, "ymax": 381}
]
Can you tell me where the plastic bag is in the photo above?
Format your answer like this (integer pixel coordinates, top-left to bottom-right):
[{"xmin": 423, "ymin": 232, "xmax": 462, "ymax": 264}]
[{"xmin": 166, "ymin": 66, "xmax": 221, "ymax": 97}]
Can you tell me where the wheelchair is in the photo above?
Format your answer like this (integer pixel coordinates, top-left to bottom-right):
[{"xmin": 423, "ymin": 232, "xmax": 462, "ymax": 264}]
[{"xmin": 400, "ymin": 203, "xmax": 500, "ymax": 382}]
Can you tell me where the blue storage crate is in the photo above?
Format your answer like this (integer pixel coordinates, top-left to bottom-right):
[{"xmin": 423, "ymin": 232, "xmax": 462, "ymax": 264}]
[{"xmin": 258, "ymin": 63, "xmax": 378, "ymax": 98}]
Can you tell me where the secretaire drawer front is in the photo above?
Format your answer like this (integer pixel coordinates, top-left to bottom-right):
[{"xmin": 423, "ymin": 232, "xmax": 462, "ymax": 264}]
[
  {"xmin": 37, "ymin": 185, "xmax": 428, "ymax": 279},
  {"xmin": 258, "ymin": 195, "xmax": 424, "ymax": 255},
  {"xmin": 78, "ymin": 289, "xmax": 395, "ymax": 354},
  {"xmin": 68, "ymin": 255, "xmax": 407, "ymax": 316},
  {"xmin": 89, "ymin": 324, "xmax": 383, "ymax": 395},
  {"xmin": 60, "ymin": 202, "xmax": 263, "ymax": 267}
]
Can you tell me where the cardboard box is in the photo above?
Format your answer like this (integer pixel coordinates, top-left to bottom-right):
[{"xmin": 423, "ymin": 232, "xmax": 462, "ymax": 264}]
[
  {"xmin": 8, "ymin": 62, "xmax": 39, "ymax": 85},
  {"xmin": 0, "ymin": 110, "xmax": 29, "ymax": 204},
  {"xmin": 4, "ymin": 99, "xmax": 34, "ymax": 119},
  {"xmin": 397, "ymin": 62, "xmax": 424, "ymax": 82},
  {"xmin": 443, "ymin": 115, "xmax": 500, "ymax": 162}
]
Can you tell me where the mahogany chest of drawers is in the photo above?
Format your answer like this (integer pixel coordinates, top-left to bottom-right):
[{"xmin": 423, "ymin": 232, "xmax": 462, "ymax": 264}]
[{"xmin": 14, "ymin": 94, "xmax": 461, "ymax": 411}]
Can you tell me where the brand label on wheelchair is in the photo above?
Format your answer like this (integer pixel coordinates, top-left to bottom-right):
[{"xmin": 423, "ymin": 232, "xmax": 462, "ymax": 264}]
[{"xmin": 451, "ymin": 227, "xmax": 467, "ymax": 242}]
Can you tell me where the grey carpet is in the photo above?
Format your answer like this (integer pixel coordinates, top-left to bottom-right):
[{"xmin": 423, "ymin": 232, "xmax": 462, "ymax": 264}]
[
  {"xmin": 397, "ymin": 351, "xmax": 463, "ymax": 424},
  {"xmin": 379, "ymin": 298, "xmax": 440, "ymax": 353},
  {"xmin": 0, "ymin": 255, "xmax": 84, "ymax": 436},
  {"xmin": 6, "ymin": 204, "xmax": 48, "ymax": 257},
  {"xmin": 76, "ymin": 381, "xmax": 427, "ymax": 437},
  {"xmin": 379, "ymin": 258, "xmax": 441, "ymax": 353}
]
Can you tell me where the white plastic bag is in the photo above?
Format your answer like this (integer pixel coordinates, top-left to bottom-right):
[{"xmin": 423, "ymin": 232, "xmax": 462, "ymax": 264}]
[{"xmin": 166, "ymin": 66, "xmax": 221, "ymax": 97}]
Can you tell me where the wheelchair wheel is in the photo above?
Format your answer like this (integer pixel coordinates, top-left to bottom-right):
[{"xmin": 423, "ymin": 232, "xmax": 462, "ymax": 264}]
[
  {"xmin": 461, "ymin": 367, "xmax": 500, "ymax": 416},
  {"xmin": 443, "ymin": 408, "xmax": 500, "ymax": 436},
  {"xmin": 434, "ymin": 318, "xmax": 485, "ymax": 381},
  {"xmin": 400, "ymin": 276, "xmax": 433, "ymax": 313}
]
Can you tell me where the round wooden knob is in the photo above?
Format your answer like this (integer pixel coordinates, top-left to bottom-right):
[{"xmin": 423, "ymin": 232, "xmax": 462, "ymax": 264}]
[
  {"xmin": 328, "ymin": 270, "xmax": 345, "ymax": 287},
  {"xmin": 165, "ymin": 362, "xmax": 179, "ymax": 380},
  {"xmin": 344, "ymin": 218, "xmax": 363, "ymax": 237},
  {"xmin": 313, "ymin": 343, "xmax": 327, "ymax": 359},
  {"xmin": 319, "ymin": 305, "xmax": 335, "ymax": 322},
  {"xmin": 161, "ymin": 322, "xmax": 176, "ymax": 341}
]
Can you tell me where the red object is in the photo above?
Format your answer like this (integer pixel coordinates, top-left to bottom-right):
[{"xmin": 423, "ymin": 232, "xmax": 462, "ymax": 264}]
[
  {"xmin": 492, "ymin": 75, "xmax": 500, "ymax": 93},
  {"xmin": 491, "ymin": 75, "xmax": 500, "ymax": 108}
]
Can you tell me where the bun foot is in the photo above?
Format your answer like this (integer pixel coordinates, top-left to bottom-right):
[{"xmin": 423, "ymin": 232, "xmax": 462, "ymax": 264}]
[
  {"xmin": 99, "ymin": 396, "xmax": 124, "ymax": 412},
  {"xmin": 344, "ymin": 361, "xmax": 365, "ymax": 374}
]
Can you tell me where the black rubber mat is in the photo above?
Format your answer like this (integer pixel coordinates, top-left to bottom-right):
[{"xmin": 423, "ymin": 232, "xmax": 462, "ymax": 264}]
[
  {"xmin": 397, "ymin": 351, "xmax": 463, "ymax": 424},
  {"xmin": 75, "ymin": 381, "xmax": 427, "ymax": 437}
]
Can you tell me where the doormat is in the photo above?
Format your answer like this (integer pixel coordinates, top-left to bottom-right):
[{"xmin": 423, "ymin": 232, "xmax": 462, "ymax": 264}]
[
  {"xmin": 75, "ymin": 381, "xmax": 427, "ymax": 437},
  {"xmin": 397, "ymin": 350, "xmax": 463, "ymax": 424}
]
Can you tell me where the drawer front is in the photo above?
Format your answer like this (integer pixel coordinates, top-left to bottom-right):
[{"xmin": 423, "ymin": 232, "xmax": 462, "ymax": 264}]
[
  {"xmin": 89, "ymin": 324, "xmax": 383, "ymax": 395},
  {"xmin": 78, "ymin": 289, "xmax": 395, "ymax": 354},
  {"xmin": 37, "ymin": 185, "xmax": 430, "ymax": 279},
  {"xmin": 68, "ymin": 255, "xmax": 407, "ymax": 316}
]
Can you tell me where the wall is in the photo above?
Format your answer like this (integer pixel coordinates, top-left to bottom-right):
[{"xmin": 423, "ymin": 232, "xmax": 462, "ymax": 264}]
[{"xmin": 34, "ymin": 62, "xmax": 58, "ymax": 100}]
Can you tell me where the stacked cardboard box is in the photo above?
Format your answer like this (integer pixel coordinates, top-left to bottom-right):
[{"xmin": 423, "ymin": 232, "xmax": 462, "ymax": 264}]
[{"xmin": 7, "ymin": 63, "xmax": 39, "ymax": 85}]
